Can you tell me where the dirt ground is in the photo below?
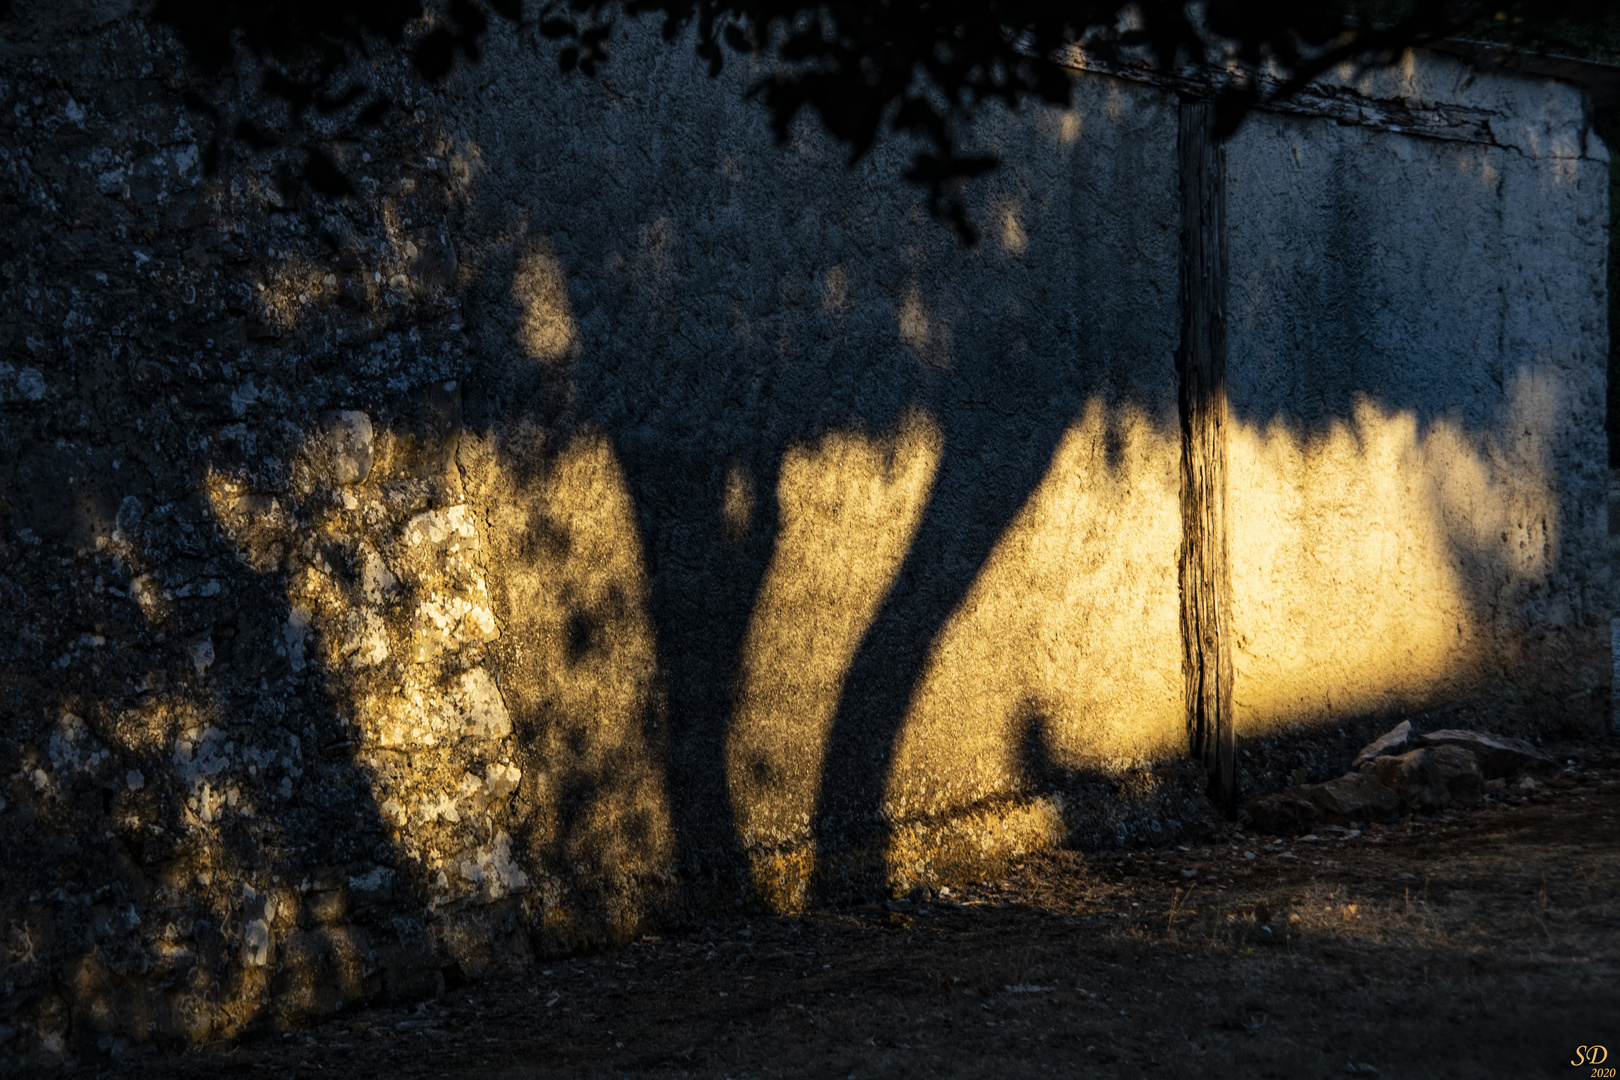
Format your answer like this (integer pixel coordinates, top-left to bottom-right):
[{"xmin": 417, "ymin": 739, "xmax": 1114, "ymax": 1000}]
[{"xmin": 79, "ymin": 741, "xmax": 1620, "ymax": 1080}]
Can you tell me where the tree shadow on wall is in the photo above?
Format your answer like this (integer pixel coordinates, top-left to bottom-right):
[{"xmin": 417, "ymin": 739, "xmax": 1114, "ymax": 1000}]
[
  {"xmin": 464, "ymin": 220, "xmax": 1175, "ymax": 907},
  {"xmin": 0, "ymin": 391, "xmax": 502, "ymax": 1054}
]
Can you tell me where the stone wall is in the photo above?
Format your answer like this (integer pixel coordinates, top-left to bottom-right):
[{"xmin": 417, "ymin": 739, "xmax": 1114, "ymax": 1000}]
[{"xmin": 0, "ymin": 3, "xmax": 1608, "ymax": 1064}]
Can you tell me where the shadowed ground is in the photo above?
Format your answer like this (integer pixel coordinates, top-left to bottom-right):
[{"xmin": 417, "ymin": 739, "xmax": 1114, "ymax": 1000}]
[{"xmin": 82, "ymin": 737, "xmax": 1620, "ymax": 1080}]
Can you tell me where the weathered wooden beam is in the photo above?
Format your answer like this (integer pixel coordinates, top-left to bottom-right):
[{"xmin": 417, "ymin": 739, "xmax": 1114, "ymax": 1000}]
[
  {"xmin": 1016, "ymin": 36, "xmax": 1521, "ymax": 148},
  {"xmin": 1176, "ymin": 98, "xmax": 1237, "ymax": 815}
]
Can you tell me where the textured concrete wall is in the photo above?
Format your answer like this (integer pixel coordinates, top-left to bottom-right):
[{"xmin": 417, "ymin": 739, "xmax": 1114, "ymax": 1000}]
[
  {"xmin": 0, "ymin": 6, "xmax": 1607, "ymax": 1062},
  {"xmin": 1225, "ymin": 55, "xmax": 1610, "ymax": 737},
  {"xmin": 441, "ymin": 29, "xmax": 1191, "ymax": 907}
]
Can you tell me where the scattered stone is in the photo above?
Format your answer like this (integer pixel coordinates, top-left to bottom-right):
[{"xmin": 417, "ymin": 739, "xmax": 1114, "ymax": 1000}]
[
  {"xmin": 1414, "ymin": 730, "xmax": 1556, "ymax": 779},
  {"xmin": 16, "ymin": 366, "xmax": 46, "ymax": 402},
  {"xmin": 348, "ymin": 867, "xmax": 396, "ymax": 910},
  {"xmin": 1304, "ymin": 772, "xmax": 1401, "ymax": 825},
  {"xmin": 1249, "ymin": 725, "xmax": 1555, "ymax": 833},
  {"xmin": 323, "ymin": 410, "xmax": 375, "ymax": 485},
  {"xmin": 243, "ymin": 919, "xmax": 271, "ymax": 967},
  {"xmin": 1428, "ymin": 744, "xmax": 1484, "ymax": 803},
  {"xmin": 1361, "ymin": 749, "xmax": 1449, "ymax": 811},
  {"xmin": 187, "ymin": 636, "xmax": 215, "ymax": 678},
  {"xmin": 303, "ymin": 889, "xmax": 351, "ymax": 926},
  {"xmin": 484, "ymin": 762, "xmax": 521, "ymax": 798},
  {"xmin": 1351, "ymin": 720, "xmax": 1412, "ymax": 769}
]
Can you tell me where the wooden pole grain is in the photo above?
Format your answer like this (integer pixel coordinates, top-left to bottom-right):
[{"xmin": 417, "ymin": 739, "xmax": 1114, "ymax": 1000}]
[{"xmin": 1176, "ymin": 98, "xmax": 1237, "ymax": 815}]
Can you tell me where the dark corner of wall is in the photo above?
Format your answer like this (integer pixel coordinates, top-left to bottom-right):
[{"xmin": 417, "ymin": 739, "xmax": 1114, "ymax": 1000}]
[{"xmin": 1595, "ymin": 104, "xmax": 1620, "ymax": 468}]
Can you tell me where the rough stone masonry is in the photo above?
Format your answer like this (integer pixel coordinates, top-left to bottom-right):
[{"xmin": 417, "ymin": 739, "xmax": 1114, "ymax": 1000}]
[{"xmin": 0, "ymin": 0, "xmax": 1610, "ymax": 1064}]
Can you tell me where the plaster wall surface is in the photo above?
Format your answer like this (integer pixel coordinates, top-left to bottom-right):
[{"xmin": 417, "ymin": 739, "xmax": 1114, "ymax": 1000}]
[
  {"xmin": 444, "ymin": 30, "xmax": 1191, "ymax": 901},
  {"xmin": 0, "ymin": 8, "xmax": 1607, "ymax": 1062},
  {"xmin": 1225, "ymin": 63, "xmax": 1610, "ymax": 736}
]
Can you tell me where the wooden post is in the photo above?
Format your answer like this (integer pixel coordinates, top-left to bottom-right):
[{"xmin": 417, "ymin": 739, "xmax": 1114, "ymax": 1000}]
[{"xmin": 1176, "ymin": 98, "xmax": 1237, "ymax": 815}]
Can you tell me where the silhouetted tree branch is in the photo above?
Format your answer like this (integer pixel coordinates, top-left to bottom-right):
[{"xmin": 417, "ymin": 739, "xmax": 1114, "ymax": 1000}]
[{"xmin": 113, "ymin": 0, "xmax": 1620, "ymax": 239}]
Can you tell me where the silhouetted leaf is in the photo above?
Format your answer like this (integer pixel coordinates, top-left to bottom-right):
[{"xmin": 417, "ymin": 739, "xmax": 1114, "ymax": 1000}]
[
  {"xmin": 415, "ymin": 27, "xmax": 456, "ymax": 81},
  {"xmin": 355, "ymin": 97, "xmax": 392, "ymax": 125},
  {"xmin": 1213, "ymin": 86, "xmax": 1259, "ymax": 140},
  {"xmin": 263, "ymin": 69, "xmax": 314, "ymax": 113},
  {"xmin": 200, "ymin": 135, "xmax": 222, "ymax": 176},
  {"xmin": 234, "ymin": 120, "xmax": 277, "ymax": 148},
  {"xmin": 181, "ymin": 90, "xmax": 218, "ymax": 118},
  {"xmin": 149, "ymin": 0, "xmax": 1620, "ymax": 241},
  {"xmin": 450, "ymin": 0, "xmax": 488, "ymax": 37},
  {"xmin": 303, "ymin": 147, "xmax": 354, "ymax": 196},
  {"xmin": 316, "ymin": 84, "xmax": 366, "ymax": 114}
]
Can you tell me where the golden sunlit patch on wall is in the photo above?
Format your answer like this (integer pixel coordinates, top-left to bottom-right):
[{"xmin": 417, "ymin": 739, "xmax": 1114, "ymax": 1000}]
[
  {"xmin": 33, "ymin": 677, "xmax": 280, "ymax": 1038},
  {"xmin": 1547, "ymin": 134, "xmax": 1584, "ymax": 185},
  {"xmin": 208, "ymin": 393, "xmax": 675, "ymax": 940},
  {"xmin": 106, "ymin": 695, "xmax": 214, "ymax": 758},
  {"xmin": 435, "ymin": 133, "xmax": 483, "ymax": 201},
  {"xmin": 66, "ymin": 878, "xmax": 268, "ymax": 1041},
  {"xmin": 204, "ymin": 471, "xmax": 296, "ymax": 575},
  {"xmin": 253, "ymin": 254, "xmax": 337, "ymax": 337},
  {"xmin": 512, "ymin": 245, "xmax": 578, "ymax": 363},
  {"xmin": 821, "ymin": 264, "xmax": 848, "ymax": 313},
  {"xmin": 208, "ymin": 418, "xmax": 532, "ymax": 913},
  {"xmin": 1227, "ymin": 373, "xmax": 1560, "ymax": 735},
  {"xmin": 124, "ymin": 567, "xmax": 171, "ymax": 625},
  {"xmin": 886, "ymin": 399, "xmax": 1184, "ymax": 823},
  {"xmin": 1104, "ymin": 83, "xmax": 1124, "ymax": 121},
  {"xmin": 726, "ymin": 409, "xmax": 943, "ymax": 855},
  {"xmin": 885, "ymin": 793, "xmax": 1067, "ymax": 895},
  {"xmin": 742, "ymin": 845, "xmax": 817, "ymax": 913},
  {"xmin": 999, "ymin": 200, "xmax": 1029, "ymax": 255},
  {"xmin": 898, "ymin": 285, "xmax": 929, "ymax": 348},
  {"xmin": 1398, "ymin": 48, "xmax": 1419, "ymax": 95},
  {"xmin": 1059, "ymin": 110, "xmax": 1083, "ymax": 145},
  {"xmin": 459, "ymin": 425, "xmax": 676, "ymax": 928},
  {"xmin": 197, "ymin": 360, "xmax": 1571, "ymax": 932},
  {"xmin": 722, "ymin": 460, "xmax": 756, "ymax": 540},
  {"xmin": 898, "ymin": 284, "xmax": 951, "ymax": 368}
]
